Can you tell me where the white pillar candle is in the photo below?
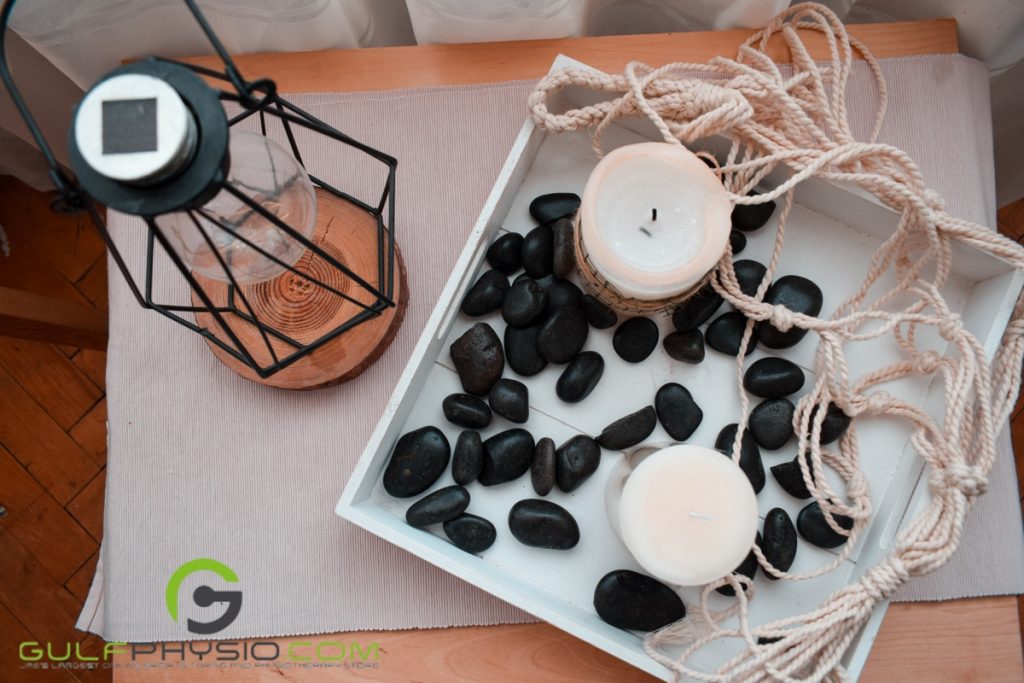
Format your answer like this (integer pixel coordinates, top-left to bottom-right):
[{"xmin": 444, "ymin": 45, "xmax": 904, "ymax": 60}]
[
  {"xmin": 608, "ymin": 444, "xmax": 759, "ymax": 587},
  {"xmin": 578, "ymin": 142, "xmax": 731, "ymax": 300}
]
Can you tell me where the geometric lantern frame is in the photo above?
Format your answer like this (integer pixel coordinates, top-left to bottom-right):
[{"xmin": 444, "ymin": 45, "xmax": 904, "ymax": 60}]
[{"xmin": 0, "ymin": 0, "xmax": 399, "ymax": 382}]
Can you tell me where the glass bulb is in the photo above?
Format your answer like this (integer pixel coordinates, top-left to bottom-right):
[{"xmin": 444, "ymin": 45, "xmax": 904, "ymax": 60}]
[{"xmin": 159, "ymin": 131, "xmax": 317, "ymax": 284}]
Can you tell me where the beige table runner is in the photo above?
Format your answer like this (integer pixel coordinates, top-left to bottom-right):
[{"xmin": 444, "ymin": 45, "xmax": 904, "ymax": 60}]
[{"xmin": 79, "ymin": 54, "xmax": 1024, "ymax": 642}]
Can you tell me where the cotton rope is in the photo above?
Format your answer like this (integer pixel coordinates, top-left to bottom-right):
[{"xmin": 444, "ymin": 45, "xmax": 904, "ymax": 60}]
[{"xmin": 528, "ymin": 3, "xmax": 1024, "ymax": 681}]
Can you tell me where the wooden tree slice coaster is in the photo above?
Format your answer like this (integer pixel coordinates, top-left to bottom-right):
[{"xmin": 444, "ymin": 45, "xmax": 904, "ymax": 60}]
[{"xmin": 193, "ymin": 189, "xmax": 408, "ymax": 390}]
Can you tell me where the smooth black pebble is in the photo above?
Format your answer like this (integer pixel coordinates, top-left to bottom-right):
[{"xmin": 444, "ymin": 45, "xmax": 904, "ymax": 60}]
[
  {"xmin": 581, "ymin": 294, "xmax": 617, "ymax": 329},
  {"xmin": 504, "ymin": 324, "xmax": 547, "ymax": 377},
  {"xmin": 748, "ymin": 398, "xmax": 795, "ymax": 450},
  {"xmin": 538, "ymin": 305, "xmax": 588, "ymax": 364},
  {"xmin": 488, "ymin": 378, "xmax": 529, "ymax": 424},
  {"xmin": 508, "ymin": 499, "xmax": 580, "ymax": 550},
  {"xmin": 594, "ymin": 570, "xmax": 686, "ymax": 632},
  {"xmin": 556, "ymin": 351, "xmax": 604, "ymax": 403},
  {"xmin": 743, "ymin": 357, "xmax": 805, "ymax": 398},
  {"xmin": 405, "ymin": 485, "xmax": 470, "ymax": 527},
  {"xmin": 808, "ymin": 402, "xmax": 851, "ymax": 444},
  {"xmin": 757, "ymin": 275, "xmax": 823, "ymax": 348},
  {"xmin": 730, "ymin": 230, "xmax": 747, "ymax": 254},
  {"xmin": 551, "ymin": 217, "xmax": 575, "ymax": 278},
  {"xmin": 460, "ymin": 269, "xmax": 509, "ymax": 316},
  {"xmin": 555, "ymin": 435, "xmax": 601, "ymax": 492},
  {"xmin": 655, "ymin": 383, "xmax": 703, "ymax": 441},
  {"xmin": 452, "ymin": 430, "xmax": 484, "ymax": 485},
  {"xmin": 672, "ymin": 283, "xmax": 723, "ymax": 332},
  {"xmin": 732, "ymin": 191, "xmax": 776, "ymax": 232},
  {"xmin": 706, "ymin": 311, "xmax": 758, "ymax": 356},
  {"xmin": 734, "ymin": 259, "xmax": 768, "ymax": 297},
  {"xmin": 531, "ymin": 437, "xmax": 556, "ymax": 496},
  {"xmin": 541, "ymin": 277, "xmax": 583, "ymax": 314},
  {"xmin": 443, "ymin": 513, "xmax": 496, "ymax": 554},
  {"xmin": 762, "ymin": 507, "xmax": 797, "ymax": 578},
  {"xmin": 613, "ymin": 317, "xmax": 659, "ymax": 363},
  {"xmin": 716, "ymin": 532, "xmax": 761, "ymax": 596},
  {"xmin": 521, "ymin": 224, "xmax": 554, "ymax": 278},
  {"xmin": 715, "ymin": 423, "xmax": 765, "ymax": 493},
  {"xmin": 502, "ymin": 278, "xmax": 547, "ymax": 328},
  {"xmin": 450, "ymin": 323, "xmax": 504, "ymax": 395},
  {"xmin": 485, "ymin": 232, "xmax": 523, "ymax": 274},
  {"xmin": 529, "ymin": 192, "xmax": 580, "ymax": 224},
  {"xmin": 797, "ymin": 501, "xmax": 853, "ymax": 549},
  {"xmin": 382, "ymin": 426, "xmax": 451, "ymax": 498},
  {"xmin": 663, "ymin": 329, "xmax": 704, "ymax": 364},
  {"xmin": 479, "ymin": 428, "xmax": 536, "ymax": 486},
  {"xmin": 442, "ymin": 393, "xmax": 492, "ymax": 429},
  {"xmin": 770, "ymin": 454, "xmax": 813, "ymax": 499},
  {"xmin": 598, "ymin": 406, "xmax": 657, "ymax": 451}
]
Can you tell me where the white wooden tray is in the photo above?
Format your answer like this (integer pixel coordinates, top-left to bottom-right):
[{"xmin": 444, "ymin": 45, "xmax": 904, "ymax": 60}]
[{"xmin": 337, "ymin": 56, "xmax": 1023, "ymax": 680}]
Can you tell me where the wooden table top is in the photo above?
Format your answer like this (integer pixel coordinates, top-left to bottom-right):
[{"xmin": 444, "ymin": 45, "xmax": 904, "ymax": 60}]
[{"xmin": 115, "ymin": 19, "xmax": 1024, "ymax": 683}]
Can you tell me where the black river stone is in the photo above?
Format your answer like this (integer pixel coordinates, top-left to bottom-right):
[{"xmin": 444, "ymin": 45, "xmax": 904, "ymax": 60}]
[
  {"xmin": 594, "ymin": 570, "xmax": 686, "ymax": 632},
  {"xmin": 663, "ymin": 329, "xmax": 704, "ymax": 364},
  {"xmin": 770, "ymin": 454, "xmax": 813, "ymax": 500},
  {"xmin": 655, "ymin": 383, "xmax": 703, "ymax": 441},
  {"xmin": 716, "ymin": 532, "xmax": 761, "ymax": 596},
  {"xmin": 450, "ymin": 323, "xmax": 505, "ymax": 395},
  {"xmin": 757, "ymin": 275, "xmax": 823, "ymax": 348},
  {"xmin": 732, "ymin": 191, "xmax": 777, "ymax": 232},
  {"xmin": 501, "ymin": 278, "xmax": 547, "ymax": 328},
  {"xmin": 551, "ymin": 218, "xmax": 575, "ymax": 278},
  {"xmin": 580, "ymin": 294, "xmax": 617, "ymax": 329},
  {"xmin": 442, "ymin": 393, "xmax": 492, "ymax": 429},
  {"xmin": 743, "ymin": 357, "xmax": 805, "ymax": 398},
  {"xmin": 555, "ymin": 435, "xmax": 601, "ymax": 492},
  {"xmin": 460, "ymin": 269, "xmax": 509, "ymax": 316},
  {"xmin": 556, "ymin": 351, "xmax": 604, "ymax": 403},
  {"xmin": 797, "ymin": 501, "xmax": 853, "ymax": 549},
  {"xmin": 730, "ymin": 230, "xmax": 747, "ymax": 254},
  {"xmin": 542, "ymin": 277, "xmax": 583, "ymax": 314},
  {"xmin": 508, "ymin": 499, "xmax": 580, "ymax": 550},
  {"xmin": 405, "ymin": 485, "xmax": 470, "ymax": 527},
  {"xmin": 672, "ymin": 283, "xmax": 724, "ymax": 333},
  {"xmin": 529, "ymin": 192, "xmax": 581, "ymax": 224},
  {"xmin": 762, "ymin": 507, "xmax": 797, "ymax": 579},
  {"xmin": 748, "ymin": 398, "xmax": 795, "ymax": 450},
  {"xmin": 485, "ymin": 232, "xmax": 523, "ymax": 274},
  {"xmin": 715, "ymin": 423, "xmax": 765, "ymax": 493},
  {"xmin": 443, "ymin": 513, "xmax": 496, "ymax": 554},
  {"xmin": 807, "ymin": 402, "xmax": 851, "ymax": 444},
  {"xmin": 488, "ymin": 378, "xmax": 529, "ymax": 424},
  {"xmin": 598, "ymin": 406, "xmax": 657, "ymax": 451},
  {"xmin": 734, "ymin": 259, "xmax": 768, "ymax": 297},
  {"xmin": 531, "ymin": 437, "xmax": 556, "ymax": 496},
  {"xmin": 452, "ymin": 430, "xmax": 484, "ymax": 485},
  {"xmin": 383, "ymin": 426, "xmax": 451, "ymax": 498},
  {"xmin": 706, "ymin": 311, "xmax": 758, "ymax": 356},
  {"xmin": 504, "ymin": 324, "xmax": 547, "ymax": 377},
  {"xmin": 521, "ymin": 224, "xmax": 554, "ymax": 278},
  {"xmin": 613, "ymin": 317, "xmax": 659, "ymax": 363},
  {"xmin": 538, "ymin": 305, "xmax": 588, "ymax": 364},
  {"xmin": 479, "ymin": 428, "xmax": 535, "ymax": 486}
]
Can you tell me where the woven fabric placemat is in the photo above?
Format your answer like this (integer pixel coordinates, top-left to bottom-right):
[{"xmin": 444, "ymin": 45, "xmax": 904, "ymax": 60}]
[{"xmin": 79, "ymin": 54, "xmax": 1024, "ymax": 642}]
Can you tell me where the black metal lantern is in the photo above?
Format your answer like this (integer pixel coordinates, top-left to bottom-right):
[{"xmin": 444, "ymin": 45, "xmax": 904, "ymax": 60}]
[{"xmin": 0, "ymin": 0, "xmax": 405, "ymax": 389}]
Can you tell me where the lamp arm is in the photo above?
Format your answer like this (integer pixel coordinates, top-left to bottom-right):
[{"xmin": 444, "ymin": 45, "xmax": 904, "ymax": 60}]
[{"xmin": 0, "ymin": 0, "xmax": 85, "ymax": 211}]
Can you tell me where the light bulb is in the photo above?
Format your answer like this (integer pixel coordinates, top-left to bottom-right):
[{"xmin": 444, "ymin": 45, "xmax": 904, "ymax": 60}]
[{"xmin": 159, "ymin": 131, "xmax": 317, "ymax": 284}]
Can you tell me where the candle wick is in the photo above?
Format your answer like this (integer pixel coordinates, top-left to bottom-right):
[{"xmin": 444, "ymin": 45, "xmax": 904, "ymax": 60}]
[
  {"xmin": 688, "ymin": 511, "xmax": 714, "ymax": 522},
  {"xmin": 652, "ymin": 208, "xmax": 657, "ymax": 221},
  {"xmin": 638, "ymin": 226, "xmax": 653, "ymax": 237}
]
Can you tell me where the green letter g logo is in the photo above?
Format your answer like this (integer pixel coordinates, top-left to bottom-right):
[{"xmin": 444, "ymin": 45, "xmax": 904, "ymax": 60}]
[{"xmin": 166, "ymin": 558, "xmax": 242, "ymax": 635}]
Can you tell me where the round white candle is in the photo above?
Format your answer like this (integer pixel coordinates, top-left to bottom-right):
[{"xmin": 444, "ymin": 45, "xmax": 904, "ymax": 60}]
[
  {"xmin": 578, "ymin": 142, "xmax": 731, "ymax": 300},
  {"xmin": 614, "ymin": 444, "xmax": 758, "ymax": 586}
]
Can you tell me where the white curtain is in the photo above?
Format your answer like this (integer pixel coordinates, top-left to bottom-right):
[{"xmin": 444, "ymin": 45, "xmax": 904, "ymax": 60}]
[{"xmin": 2, "ymin": 0, "xmax": 1022, "ymax": 203}]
